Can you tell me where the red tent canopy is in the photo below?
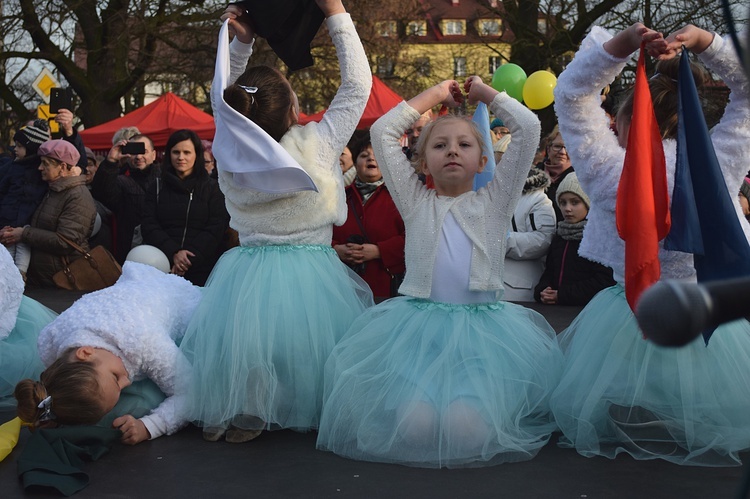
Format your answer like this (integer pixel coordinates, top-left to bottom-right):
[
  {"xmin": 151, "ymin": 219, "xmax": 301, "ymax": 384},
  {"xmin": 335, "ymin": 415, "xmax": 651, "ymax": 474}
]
[
  {"xmin": 79, "ymin": 92, "xmax": 215, "ymax": 151},
  {"xmin": 298, "ymin": 76, "xmax": 403, "ymax": 129}
]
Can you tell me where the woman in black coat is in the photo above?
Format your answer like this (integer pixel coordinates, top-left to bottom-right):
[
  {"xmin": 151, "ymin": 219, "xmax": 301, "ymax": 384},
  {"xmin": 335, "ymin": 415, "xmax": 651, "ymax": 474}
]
[{"xmin": 142, "ymin": 129, "xmax": 229, "ymax": 285}]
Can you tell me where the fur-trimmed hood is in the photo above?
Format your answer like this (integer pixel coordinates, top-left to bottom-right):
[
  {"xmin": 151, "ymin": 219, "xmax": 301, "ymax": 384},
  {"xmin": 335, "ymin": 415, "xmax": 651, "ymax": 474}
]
[{"xmin": 522, "ymin": 167, "xmax": 550, "ymax": 195}]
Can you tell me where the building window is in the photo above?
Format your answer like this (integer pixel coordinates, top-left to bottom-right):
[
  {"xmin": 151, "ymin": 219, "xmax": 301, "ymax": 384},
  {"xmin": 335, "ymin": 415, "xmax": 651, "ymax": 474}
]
[
  {"xmin": 442, "ymin": 20, "xmax": 465, "ymax": 36},
  {"xmin": 537, "ymin": 18, "xmax": 547, "ymax": 34},
  {"xmin": 489, "ymin": 56, "xmax": 502, "ymax": 75},
  {"xmin": 376, "ymin": 20, "xmax": 398, "ymax": 37},
  {"xmin": 454, "ymin": 57, "xmax": 467, "ymax": 78},
  {"xmin": 377, "ymin": 56, "xmax": 396, "ymax": 77},
  {"xmin": 477, "ymin": 19, "xmax": 501, "ymax": 36},
  {"xmin": 407, "ymin": 20, "xmax": 427, "ymax": 37},
  {"xmin": 414, "ymin": 57, "xmax": 431, "ymax": 76}
]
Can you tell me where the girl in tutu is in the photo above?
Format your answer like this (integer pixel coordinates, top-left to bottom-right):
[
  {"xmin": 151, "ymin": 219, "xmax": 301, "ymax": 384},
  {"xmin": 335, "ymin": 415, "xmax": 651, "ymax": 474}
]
[
  {"xmin": 550, "ymin": 23, "xmax": 750, "ymax": 465},
  {"xmin": 179, "ymin": 0, "xmax": 373, "ymax": 443},
  {"xmin": 0, "ymin": 244, "xmax": 57, "ymax": 410},
  {"xmin": 14, "ymin": 262, "xmax": 202, "ymax": 445},
  {"xmin": 317, "ymin": 78, "xmax": 564, "ymax": 468}
]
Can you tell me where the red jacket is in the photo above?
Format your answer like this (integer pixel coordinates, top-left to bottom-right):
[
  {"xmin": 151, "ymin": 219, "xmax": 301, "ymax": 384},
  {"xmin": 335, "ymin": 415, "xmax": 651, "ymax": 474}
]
[{"xmin": 333, "ymin": 184, "xmax": 405, "ymax": 299}]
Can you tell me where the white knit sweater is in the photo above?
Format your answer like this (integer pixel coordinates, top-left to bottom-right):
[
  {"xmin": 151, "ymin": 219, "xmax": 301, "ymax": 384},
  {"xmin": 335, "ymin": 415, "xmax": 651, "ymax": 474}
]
[
  {"xmin": 554, "ymin": 28, "xmax": 750, "ymax": 283},
  {"xmin": 0, "ymin": 244, "xmax": 23, "ymax": 340},
  {"xmin": 218, "ymin": 13, "xmax": 371, "ymax": 246},
  {"xmin": 38, "ymin": 262, "xmax": 202, "ymax": 439},
  {"xmin": 371, "ymin": 95, "xmax": 541, "ymax": 299}
]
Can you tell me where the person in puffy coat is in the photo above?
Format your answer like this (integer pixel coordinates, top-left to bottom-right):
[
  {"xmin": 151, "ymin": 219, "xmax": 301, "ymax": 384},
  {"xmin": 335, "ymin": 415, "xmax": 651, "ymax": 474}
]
[
  {"xmin": 141, "ymin": 129, "xmax": 229, "ymax": 286},
  {"xmin": 534, "ymin": 172, "xmax": 615, "ymax": 306},
  {"xmin": 0, "ymin": 140, "xmax": 96, "ymax": 287},
  {"xmin": 502, "ymin": 167, "xmax": 556, "ymax": 301}
]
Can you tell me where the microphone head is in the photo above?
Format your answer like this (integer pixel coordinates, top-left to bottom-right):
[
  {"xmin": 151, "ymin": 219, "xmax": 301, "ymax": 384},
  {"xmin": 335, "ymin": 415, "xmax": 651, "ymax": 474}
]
[{"xmin": 636, "ymin": 281, "xmax": 711, "ymax": 347}]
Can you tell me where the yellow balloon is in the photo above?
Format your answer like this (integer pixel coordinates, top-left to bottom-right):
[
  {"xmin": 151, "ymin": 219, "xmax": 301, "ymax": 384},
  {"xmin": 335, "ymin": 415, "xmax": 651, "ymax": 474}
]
[
  {"xmin": 0, "ymin": 417, "xmax": 21, "ymax": 462},
  {"xmin": 523, "ymin": 71, "xmax": 557, "ymax": 110}
]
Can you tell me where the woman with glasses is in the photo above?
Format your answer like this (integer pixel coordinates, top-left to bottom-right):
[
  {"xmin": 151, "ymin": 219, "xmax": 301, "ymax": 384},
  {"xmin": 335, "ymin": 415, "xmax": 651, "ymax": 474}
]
[{"xmin": 538, "ymin": 126, "xmax": 574, "ymax": 221}]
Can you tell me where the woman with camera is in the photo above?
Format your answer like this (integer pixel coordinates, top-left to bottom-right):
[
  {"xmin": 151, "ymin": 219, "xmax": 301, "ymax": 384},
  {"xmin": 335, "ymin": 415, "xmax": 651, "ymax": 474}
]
[
  {"xmin": 141, "ymin": 129, "xmax": 229, "ymax": 286},
  {"xmin": 332, "ymin": 132, "xmax": 405, "ymax": 301}
]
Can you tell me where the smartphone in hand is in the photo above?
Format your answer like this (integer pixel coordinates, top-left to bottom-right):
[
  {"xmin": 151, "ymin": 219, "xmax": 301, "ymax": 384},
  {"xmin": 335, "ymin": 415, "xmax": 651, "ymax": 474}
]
[
  {"xmin": 121, "ymin": 141, "xmax": 146, "ymax": 155},
  {"xmin": 49, "ymin": 88, "xmax": 73, "ymax": 114}
]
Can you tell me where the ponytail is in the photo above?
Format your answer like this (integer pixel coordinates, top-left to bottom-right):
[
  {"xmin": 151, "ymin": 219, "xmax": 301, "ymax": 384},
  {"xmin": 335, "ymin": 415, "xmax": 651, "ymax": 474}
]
[
  {"xmin": 224, "ymin": 65, "xmax": 295, "ymax": 142},
  {"xmin": 15, "ymin": 350, "xmax": 105, "ymax": 428}
]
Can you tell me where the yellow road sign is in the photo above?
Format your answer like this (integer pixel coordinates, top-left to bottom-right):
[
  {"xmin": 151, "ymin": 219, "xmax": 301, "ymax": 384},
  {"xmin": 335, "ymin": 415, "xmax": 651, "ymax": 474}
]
[
  {"xmin": 32, "ymin": 68, "xmax": 59, "ymax": 102},
  {"xmin": 37, "ymin": 105, "xmax": 59, "ymax": 133}
]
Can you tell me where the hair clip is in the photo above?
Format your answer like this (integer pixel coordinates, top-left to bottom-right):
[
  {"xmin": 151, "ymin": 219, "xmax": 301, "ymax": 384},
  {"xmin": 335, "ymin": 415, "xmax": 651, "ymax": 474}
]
[
  {"xmin": 238, "ymin": 85, "xmax": 258, "ymax": 105},
  {"xmin": 238, "ymin": 85, "xmax": 258, "ymax": 94},
  {"xmin": 37, "ymin": 395, "xmax": 56, "ymax": 422}
]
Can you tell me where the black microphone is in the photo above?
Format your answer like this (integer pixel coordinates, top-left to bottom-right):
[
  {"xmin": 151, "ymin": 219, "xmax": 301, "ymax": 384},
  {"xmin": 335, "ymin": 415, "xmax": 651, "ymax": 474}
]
[{"xmin": 635, "ymin": 277, "xmax": 750, "ymax": 347}]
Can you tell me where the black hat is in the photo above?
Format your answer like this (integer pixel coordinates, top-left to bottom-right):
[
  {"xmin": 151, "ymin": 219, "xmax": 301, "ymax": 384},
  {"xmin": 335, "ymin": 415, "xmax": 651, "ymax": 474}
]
[{"xmin": 13, "ymin": 119, "xmax": 51, "ymax": 156}]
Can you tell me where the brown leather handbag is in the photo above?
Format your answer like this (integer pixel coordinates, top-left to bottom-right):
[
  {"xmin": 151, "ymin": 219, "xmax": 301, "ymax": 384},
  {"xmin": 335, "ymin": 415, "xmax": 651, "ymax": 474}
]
[{"xmin": 52, "ymin": 233, "xmax": 122, "ymax": 291}]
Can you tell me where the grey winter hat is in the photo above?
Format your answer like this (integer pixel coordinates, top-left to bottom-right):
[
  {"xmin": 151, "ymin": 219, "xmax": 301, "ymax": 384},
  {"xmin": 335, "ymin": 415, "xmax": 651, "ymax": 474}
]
[{"xmin": 556, "ymin": 172, "xmax": 590, "ymax": 209}]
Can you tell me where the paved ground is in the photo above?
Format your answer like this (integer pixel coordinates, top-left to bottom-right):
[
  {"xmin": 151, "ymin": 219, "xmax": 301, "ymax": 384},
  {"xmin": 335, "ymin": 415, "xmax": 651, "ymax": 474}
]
[{"xmin": 1, "ymin": 289, "xmax": 748, "ymax": 498}]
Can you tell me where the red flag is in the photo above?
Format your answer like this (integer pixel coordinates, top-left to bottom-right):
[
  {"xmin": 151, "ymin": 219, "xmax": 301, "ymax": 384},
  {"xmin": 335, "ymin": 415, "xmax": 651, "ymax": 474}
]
[{"xmin": 616, "ymin": 44, "xmax": 671, "ymax": 312}]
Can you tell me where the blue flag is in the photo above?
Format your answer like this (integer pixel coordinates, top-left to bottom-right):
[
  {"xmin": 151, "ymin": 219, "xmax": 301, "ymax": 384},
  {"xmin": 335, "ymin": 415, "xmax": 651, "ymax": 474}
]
[
  {"xmin": 472, "ymin": 102, "xmax": 496, "ymax": 191},
  {"xmin": 664, "ymin": 48, "xmax": 750, "ymax": 343}
]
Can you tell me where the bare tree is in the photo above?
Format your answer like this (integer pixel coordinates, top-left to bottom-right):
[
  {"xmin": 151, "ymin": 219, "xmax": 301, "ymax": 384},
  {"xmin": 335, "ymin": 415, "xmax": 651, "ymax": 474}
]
[{"xmin": 0, "ymin": 0, "xmax": 222, "ymax": 142}]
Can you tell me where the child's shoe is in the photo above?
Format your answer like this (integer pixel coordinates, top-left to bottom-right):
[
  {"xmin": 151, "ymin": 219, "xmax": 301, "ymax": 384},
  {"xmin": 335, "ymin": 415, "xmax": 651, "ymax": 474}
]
[
  {"xmin": 202, "ymin": 425, "xmax": 228, "ymax": 442},
  {"xmin": 225, "ymin": 427, "xmax": 262, "ymax": 443}
]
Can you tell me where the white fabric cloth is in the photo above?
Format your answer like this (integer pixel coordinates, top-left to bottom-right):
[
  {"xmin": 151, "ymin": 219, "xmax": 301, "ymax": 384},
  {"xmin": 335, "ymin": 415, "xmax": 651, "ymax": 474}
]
[
  {"xmin": 0, "ymin": 244, "xmax": 23, "ymax": 340},
  {"xmin": 553, "ymin": 28, "xmax": 750, "ymax": 283},
  {"xmin": 371, "ymin": 94, "xmax": 541, "ymax": 299},
  {"xmin": 38, "ymin": 262, "xmax": 202, "ymax": 439},
  {"xmin": 212, "ymin": 21, "xmax": 316, "ymax": 194},
  {"xmin": 503, "ymin": 190, "xmax": 556, "ymax": 301},
  {"xmin": 218, "ymin": 13, "xmax": 372, "ymax": 247},
  {"xmin": 430, "ymin": 212, "xmax": 495, "ymax": 304}
]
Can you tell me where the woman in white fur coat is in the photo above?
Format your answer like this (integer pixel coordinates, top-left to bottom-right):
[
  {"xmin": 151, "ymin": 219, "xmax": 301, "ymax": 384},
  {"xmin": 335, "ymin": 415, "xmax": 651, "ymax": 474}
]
[
  {"xmin": 178, "ymin": 0, "xmax": 373, "ymax": 443},
  {"xmin": 14, "ymin": 262, "xmax": 202, "ymax": 445}
]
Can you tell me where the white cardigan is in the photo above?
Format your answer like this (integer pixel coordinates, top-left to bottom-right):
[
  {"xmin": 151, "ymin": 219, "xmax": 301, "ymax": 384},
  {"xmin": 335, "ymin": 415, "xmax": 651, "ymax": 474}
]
[
  {"xmin": 554, "ymin": 28, "xmax": 750, "ymax": 283},
  {"xmin": 219, "ymin": 13, "xmax": 371, "ymax": 246},
  {"xmin": 370, "ymin": 94, "xmax": 541, "ymax": 299},
  {"xmin": 38, "ymin": 262, "xmax": 202, "ymax": 440}
]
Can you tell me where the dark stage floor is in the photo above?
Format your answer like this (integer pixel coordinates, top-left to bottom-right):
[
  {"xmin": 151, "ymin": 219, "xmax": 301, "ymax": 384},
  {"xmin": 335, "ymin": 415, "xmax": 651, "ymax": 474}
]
[{"xmin": 1, "ymin": 289, "xmax": 747, "ymax": 498}]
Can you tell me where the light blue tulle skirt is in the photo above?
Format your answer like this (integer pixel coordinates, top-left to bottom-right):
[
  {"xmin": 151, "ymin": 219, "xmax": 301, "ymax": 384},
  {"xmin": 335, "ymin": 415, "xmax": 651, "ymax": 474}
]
[
  {"xmin": 551, "ymin": 284, "xmax": 750, "ymax": 466},
  {"xmin": 180, "ymin": 245, "xmax": 374, "ymax": 432},
  {"xmin": 0, "ymin": 297, "xmax": 57, "ymax": 410},
  {"xmin": 316, "ymin": 297, "xmax": 563, "ymax": 468}
]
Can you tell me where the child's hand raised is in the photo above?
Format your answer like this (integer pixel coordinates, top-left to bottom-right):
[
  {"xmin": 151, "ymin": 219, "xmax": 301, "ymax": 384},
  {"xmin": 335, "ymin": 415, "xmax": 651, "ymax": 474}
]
[
  {"xmin": 464, "ymin": 76, "xmax": 499, "ymax": 106},
  {"xmin": 406, "ymin": 80, "xmax": 462, "ymax": 115},
  {"xmin": 221, "ymin": 4, "xmax": 254, "ymax": 44},
  {"xmin": 663, "ymin": 25, "xmax": 715, "ymax": 56},
  {"xmin": 315, "ymin": 0, "xmax": 346, "ymax": 17},
  {"xmin": 604, "ymin": 22, "xmax": 664, "ymax": 59}
]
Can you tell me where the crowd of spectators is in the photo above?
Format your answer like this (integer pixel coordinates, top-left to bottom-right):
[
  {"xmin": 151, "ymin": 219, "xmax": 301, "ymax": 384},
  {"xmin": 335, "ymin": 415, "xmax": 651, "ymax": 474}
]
[{"xmin": 1, "ymin": 102, "xmax": 621, "ymax": 305}]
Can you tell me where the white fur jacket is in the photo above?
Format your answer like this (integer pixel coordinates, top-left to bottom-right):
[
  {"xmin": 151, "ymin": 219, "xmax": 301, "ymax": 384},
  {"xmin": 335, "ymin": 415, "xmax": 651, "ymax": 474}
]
[
  {"xmin": 371, "ymin": 95, "xmax": 541, "ymax": 299},
  {"xmin": 0, "ymin": 244, "xmax": 23, "ymax": 340},
  {"xmin": 219, "ymin": 13, "xmax": 371, "ymax": 246},
  {"xmin": 38, "ymin": 262, "xmax": 202, "ymax": 439},
  {"xmin": 554, "ymin": 28, "xmax": 750, "ymax": 283}
]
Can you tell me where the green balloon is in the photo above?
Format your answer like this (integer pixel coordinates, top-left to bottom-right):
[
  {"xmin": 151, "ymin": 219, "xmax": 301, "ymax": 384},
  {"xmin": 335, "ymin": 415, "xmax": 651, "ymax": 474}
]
[{"xmin": 491, "ymin": 63, "xmax": 527, "ymax": 102}]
